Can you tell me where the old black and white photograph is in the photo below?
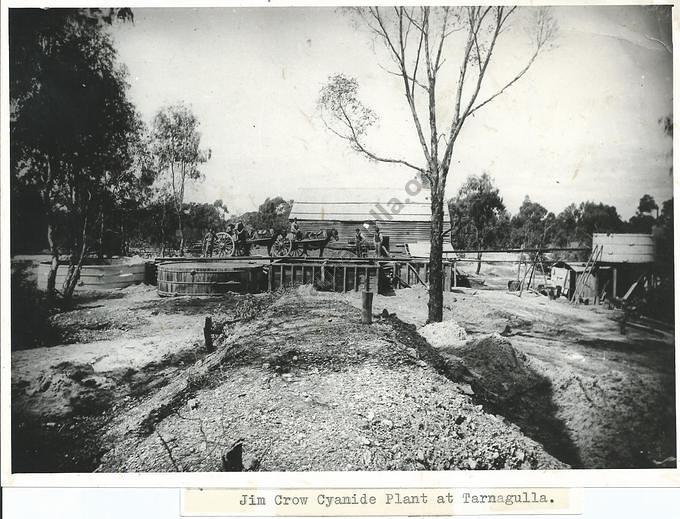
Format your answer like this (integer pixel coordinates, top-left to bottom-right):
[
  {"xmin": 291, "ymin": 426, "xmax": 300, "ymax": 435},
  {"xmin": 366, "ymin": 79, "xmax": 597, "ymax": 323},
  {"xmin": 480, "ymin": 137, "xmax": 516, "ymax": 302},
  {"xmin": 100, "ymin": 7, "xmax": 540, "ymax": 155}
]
[{"xmin": 4, "ymin": 4, "xmax": 676, "ymax": 475}]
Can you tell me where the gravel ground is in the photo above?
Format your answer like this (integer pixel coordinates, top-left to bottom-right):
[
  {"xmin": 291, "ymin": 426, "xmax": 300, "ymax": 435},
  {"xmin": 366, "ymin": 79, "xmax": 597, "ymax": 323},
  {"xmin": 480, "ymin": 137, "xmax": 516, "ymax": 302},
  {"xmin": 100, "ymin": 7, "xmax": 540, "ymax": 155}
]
[
  {"xmin": 98, "ymin": 288, "xmax": 566, "ymax": 471},
  {"xmin": 11, "ymin": 279, "xmax": 674, "ymax": 472},
  {"xmin": 342, "ymin": 285, "xmax": 676, "ymax": 468}
]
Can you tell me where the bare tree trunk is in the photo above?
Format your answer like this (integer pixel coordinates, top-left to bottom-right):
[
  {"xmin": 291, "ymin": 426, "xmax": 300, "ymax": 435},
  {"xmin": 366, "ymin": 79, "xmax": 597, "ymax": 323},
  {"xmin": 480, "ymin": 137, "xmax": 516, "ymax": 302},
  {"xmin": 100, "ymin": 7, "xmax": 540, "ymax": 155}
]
[
  {"xmin": 63, "ymin": 194, "xmax": 91, "ymax": 302},
  {"xmin": 177, "ymin": 208, "xmax": 184, "ymax": 256},
  {"xmin": 475, "ymin": 229, "xmax": 482, "ymax": 274},
  {"xmin": 45, "ymin": 218, "xmax": 59, "ymax": 301},
  {"xmin": 98, "ymin": 199, "xmax": 105, "ymax": 260},
  {"xmin": 120, "ymin": 217, "xmax": 128, "ymax": 256},
  {"xmin": 62, "ymin": 224, "xmax": 87, "ymax": 301},
  {"xmin": 428, "ymin": 188, "xmax": 445, "ymax": 323},
  {"xmin": 160, "ymin": 201, "xmax": 167, "ymax": 256},
  {"xmin": 40, "ymin": 156, "xmax": 60, "ymax": 302}
]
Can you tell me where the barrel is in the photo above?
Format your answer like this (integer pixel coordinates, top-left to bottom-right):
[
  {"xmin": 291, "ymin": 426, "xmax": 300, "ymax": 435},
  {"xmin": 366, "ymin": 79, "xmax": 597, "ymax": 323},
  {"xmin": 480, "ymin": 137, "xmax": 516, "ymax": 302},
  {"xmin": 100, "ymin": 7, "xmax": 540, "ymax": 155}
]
[
  {"xmin": 37, "ymin": 259, "xmax": 146, "ymax": 291},
  {"xmin": 156, "ymin": 261, "xmax": 266, "ymax": 296}
]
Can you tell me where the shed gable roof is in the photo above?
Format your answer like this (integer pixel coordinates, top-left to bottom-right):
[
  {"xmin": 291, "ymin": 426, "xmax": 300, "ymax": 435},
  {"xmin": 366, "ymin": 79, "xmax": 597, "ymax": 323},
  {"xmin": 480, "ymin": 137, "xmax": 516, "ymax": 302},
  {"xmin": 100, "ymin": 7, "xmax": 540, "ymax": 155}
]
[
  {"xmin": 290, "ymin": 201, "xmax": 443, "ymax": 222},
  {"xmin": 290, "ymin": 188, "xmax": 448, "ymax": 222}
]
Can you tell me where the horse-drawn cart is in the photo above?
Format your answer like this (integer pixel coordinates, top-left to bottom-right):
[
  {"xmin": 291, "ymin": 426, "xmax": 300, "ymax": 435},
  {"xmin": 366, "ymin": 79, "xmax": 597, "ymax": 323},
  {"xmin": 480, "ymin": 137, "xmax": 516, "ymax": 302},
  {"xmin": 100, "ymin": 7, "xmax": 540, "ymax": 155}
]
[
  {"xmin": 214, "ymin": 231, "xmax": 237, "ymax": 257},
  {"xmin": 213, "ymin": 231, "xmax": 276, "ymax": 257},
  {"xmin": 272, "ymin": 229, "xmax": 339, "ymax": 257},
  {"xmin": 212, "ymin": 227, "xmax": 338, "ymax": 258}
]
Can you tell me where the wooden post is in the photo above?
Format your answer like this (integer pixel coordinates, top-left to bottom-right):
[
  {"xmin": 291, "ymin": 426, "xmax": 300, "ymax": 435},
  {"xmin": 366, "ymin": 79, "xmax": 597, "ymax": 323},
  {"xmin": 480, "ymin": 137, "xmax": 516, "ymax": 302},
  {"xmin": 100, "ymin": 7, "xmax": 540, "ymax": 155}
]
[
  {"xmin": 204, "ymin": 316, "xmax": 214, "ymax": 352},
  {"xmin": 453, "ymin": 260, "xmax": 457, "ymax": 288},
  {"xmin": 612, "ymin": 267, "xmax": 618, "ymax": 299},
  {"xmin": 267, "ymin": 264, "xmax": 273, "ymax": 292},
  {"xmin": 444, "ymin": 262, "xmax": 452, "ymax": 292},
  {"xmin": 362, "ymin": 291, "xmax": 373, "ymax": 324}
]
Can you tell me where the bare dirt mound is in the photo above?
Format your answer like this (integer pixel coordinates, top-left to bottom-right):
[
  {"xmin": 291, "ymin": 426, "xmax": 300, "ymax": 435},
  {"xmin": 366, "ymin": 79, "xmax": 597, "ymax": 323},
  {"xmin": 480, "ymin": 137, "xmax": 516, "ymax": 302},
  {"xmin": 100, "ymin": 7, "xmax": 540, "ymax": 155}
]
[
  {"xmin": 455, "ymin": 334, "xmax": 545, "ymax": 400},
  {"xmin": 547, "ymin": 361, "xmax": 676, "ymax": 468},
  {"xmin": 98, "ymin": 290, "xmax": 567, "ymax": 472},
  {"xmin": 418, "ymin": 320, "xmax": 468, "ymax": 349},
  {"xmin": 441, "ymin": 334, "xmax": 580, "ymax": 467}
]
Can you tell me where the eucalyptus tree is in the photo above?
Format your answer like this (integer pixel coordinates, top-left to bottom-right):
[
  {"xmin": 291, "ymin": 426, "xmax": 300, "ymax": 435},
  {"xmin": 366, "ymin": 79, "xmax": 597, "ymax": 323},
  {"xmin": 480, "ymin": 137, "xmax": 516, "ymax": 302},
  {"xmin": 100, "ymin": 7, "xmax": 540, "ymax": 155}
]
[
  {"xmin": 449, "ymin": 173, "xmax": 507, "ymax": 274},
  {"xmin": 10, "ymin": 8, "xmax": 141, "ymax": 302},
  {"xmin": 151, "ymin": 103, "xmax": 210, "ymax": 255},
  {"xmin": 319, "ymin": 6, "xmax": 556, "ymax": 322}
]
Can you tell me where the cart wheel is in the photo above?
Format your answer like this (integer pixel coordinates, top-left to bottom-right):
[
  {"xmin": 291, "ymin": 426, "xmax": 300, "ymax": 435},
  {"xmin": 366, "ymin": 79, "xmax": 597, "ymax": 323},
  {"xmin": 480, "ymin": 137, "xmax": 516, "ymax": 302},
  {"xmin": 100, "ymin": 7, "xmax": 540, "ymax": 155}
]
[
  {"xmin": 291, "ymin": 246, "xmax": 304, "ymax": 257},
  {"xmin": 217, "ymin": 234, "xmax": 235, "ymax": 257},
  {"xmin": 274, "ymin": 237, "xmax": 292, "ymax": 257}
]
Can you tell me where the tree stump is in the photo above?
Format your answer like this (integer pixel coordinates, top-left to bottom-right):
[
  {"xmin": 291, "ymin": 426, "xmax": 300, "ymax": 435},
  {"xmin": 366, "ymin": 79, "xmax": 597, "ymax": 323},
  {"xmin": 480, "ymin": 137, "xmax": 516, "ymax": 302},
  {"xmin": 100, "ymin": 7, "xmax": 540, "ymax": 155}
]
[{"xmin": 204, "ymin": 316, "xmax": 214, "ymax": 352}]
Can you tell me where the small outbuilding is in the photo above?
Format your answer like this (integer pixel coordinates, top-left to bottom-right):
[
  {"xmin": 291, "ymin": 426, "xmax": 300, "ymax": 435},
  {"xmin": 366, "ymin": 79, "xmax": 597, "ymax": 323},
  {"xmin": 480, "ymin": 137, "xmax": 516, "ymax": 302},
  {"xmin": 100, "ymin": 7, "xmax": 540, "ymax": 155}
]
[
  {"xmin": 592, "ymin": 233, "xmax": 655, "ymax": 298},
  {"xmin": 550, "ymin": 261, "xmax": 612, "ymax": 302}
]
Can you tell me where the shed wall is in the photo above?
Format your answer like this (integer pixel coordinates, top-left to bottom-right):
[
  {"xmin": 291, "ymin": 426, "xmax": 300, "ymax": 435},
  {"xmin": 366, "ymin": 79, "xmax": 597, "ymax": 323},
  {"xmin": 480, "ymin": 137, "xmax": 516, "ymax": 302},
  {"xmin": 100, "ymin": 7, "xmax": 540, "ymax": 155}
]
[
  {"xmin": 592, "ymin": 233, "xmax": 655, "ymax": 263},
  {"xmin": 294, "ymin": 219, "xmax": 432, "ymax": 244}
]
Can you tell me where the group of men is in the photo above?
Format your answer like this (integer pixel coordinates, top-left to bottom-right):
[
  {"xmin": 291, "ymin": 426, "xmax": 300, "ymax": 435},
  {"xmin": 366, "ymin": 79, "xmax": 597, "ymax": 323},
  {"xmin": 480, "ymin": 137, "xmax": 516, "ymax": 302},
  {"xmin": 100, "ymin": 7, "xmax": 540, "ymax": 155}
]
[{"xmin": 354, "ymin": 224, "xmax": 388, "ymax": 258}]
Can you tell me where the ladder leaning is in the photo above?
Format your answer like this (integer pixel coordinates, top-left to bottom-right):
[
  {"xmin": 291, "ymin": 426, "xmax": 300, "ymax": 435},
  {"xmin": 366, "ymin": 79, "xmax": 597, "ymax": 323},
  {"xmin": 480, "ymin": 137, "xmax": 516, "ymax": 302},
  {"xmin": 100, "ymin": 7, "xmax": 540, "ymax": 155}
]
[{"xmin": 571, "ymin": 244, "xmax": 603, "ymax": 303}]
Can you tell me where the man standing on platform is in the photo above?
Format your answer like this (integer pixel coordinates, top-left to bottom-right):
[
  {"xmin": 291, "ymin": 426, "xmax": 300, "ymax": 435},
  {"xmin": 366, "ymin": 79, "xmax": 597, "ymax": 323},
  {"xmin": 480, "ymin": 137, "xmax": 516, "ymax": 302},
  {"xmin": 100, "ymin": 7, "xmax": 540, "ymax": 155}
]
[
  {"xmin": 203, "ymin": 228, "xmax": 216, "ymax": 257},
  {"xmin": 290, "ymin": 218, "xmax": 303, "ymax": 240},
  {"xmin": 354, "ymin": 228, "xmax": 365, "ymax": 258},
  {"xmin": 235, "ymin": 221, "xmax": 248, "ymax": 256},
  {"xmin": 373, "ymin": 225, "xmax": 387, "ymax": 258}
]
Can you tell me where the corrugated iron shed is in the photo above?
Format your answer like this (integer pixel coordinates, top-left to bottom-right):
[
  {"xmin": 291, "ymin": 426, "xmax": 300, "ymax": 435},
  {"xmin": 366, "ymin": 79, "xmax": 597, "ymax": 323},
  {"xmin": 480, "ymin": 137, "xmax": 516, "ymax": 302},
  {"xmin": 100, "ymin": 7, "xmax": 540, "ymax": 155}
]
[
  {"xmin": 289, "ymin": 201, "xmax": 434, "ymax": 222},
  {"xmin": 592, "ymin": 233, "xmax": 655, "ymax": 264},
  {"xmin": 289, "ymin": 188, "xmax": 448, "ymax": 244}
]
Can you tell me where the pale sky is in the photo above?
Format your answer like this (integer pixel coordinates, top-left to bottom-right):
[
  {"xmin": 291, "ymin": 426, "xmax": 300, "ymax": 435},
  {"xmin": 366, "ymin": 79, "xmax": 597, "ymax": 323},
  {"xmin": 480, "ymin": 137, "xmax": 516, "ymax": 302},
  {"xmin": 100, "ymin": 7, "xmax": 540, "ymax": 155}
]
[{"xmin": 111, "ymin": 5, "xmax": 673, "ymax": 219}]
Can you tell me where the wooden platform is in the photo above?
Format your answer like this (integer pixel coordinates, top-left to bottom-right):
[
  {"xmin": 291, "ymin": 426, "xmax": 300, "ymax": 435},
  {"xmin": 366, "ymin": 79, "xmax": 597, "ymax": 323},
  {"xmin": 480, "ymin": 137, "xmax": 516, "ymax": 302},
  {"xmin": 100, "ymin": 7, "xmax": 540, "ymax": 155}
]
[
  {"xmin": 267, "ymin": 260, "xmax": 381, "ymax": 293},
  {"xmin": 152, "ymin": 256, "xmax": 458, "ymax": 295}
]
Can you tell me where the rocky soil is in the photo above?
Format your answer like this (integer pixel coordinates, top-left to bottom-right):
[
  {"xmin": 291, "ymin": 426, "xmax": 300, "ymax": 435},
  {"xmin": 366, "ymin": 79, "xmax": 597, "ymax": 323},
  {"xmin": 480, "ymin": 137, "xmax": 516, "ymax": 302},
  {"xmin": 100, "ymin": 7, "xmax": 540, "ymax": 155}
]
[{"xmin": 11, "ymin": 279, "xmax": 675, "ymax": 472}]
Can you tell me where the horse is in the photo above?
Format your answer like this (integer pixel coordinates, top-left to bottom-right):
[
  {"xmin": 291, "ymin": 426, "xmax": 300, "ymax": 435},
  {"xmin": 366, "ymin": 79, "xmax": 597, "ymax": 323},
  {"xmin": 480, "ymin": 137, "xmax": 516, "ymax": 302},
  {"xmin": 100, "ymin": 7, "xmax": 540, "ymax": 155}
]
[{"xmin": 299, "ymin": 228, "xmax": 339, "ymax": 258}]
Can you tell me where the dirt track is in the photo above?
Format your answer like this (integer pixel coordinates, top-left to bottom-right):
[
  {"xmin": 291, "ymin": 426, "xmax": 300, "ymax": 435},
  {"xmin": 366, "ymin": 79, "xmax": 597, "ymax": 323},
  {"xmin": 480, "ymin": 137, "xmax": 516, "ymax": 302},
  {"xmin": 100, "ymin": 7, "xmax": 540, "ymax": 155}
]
[{"xmin": 11, "ymin": 281, "xmax": 676, "ymax": 471}]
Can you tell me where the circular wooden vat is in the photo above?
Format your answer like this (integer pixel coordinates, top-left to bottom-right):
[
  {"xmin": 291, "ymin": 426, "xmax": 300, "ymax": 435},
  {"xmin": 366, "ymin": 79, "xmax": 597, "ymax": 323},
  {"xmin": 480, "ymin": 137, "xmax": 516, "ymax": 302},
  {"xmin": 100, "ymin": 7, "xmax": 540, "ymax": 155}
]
[
  {"xmin": 156, "ymin": 261, "xmax": 265, "ymax": 296},
  {"xmin": 37, "ymin": 259, "xmax": 146, "ymax": 291}
]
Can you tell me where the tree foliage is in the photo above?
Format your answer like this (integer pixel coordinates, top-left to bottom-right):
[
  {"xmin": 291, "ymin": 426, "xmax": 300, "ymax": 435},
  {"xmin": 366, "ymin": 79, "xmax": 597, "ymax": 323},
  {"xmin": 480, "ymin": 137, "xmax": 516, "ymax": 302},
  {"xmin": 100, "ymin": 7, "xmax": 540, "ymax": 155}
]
[
  {"xmin": 577, "ymin": 201, "xmax": 623, "ymax": 238},
  {"xmin": 150, "ymin": 103, "xmax": 211, "ymax": 255},
  {"xmin": 128, "ymin": 200, "xmax": 229, "ymax": 252},
  {"xmin": 450, "ymin": 175, "xmax": 502, "ymax": 244},
  {"xmin": 449, "ymin": 173, "xmax": 508, "ymax": 273},
  {"xmin": 10, "ymin": 8, "xmax": 140, "ymax": 301},
  {"xmin": 233, "ymin": 196, "xmax": 293, "ymax": 236},
  {"xmin": 508, "ymin": 196, "xmax": 554, "ymax": 248}
]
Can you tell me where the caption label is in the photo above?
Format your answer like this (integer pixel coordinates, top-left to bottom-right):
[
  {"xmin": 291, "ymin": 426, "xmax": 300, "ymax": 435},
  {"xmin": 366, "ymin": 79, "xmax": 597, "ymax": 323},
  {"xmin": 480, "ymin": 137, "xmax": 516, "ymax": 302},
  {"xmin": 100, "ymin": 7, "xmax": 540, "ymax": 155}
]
[{"xmin": 182, "ymin": 487, "xmax": 582, "ymax": 516}]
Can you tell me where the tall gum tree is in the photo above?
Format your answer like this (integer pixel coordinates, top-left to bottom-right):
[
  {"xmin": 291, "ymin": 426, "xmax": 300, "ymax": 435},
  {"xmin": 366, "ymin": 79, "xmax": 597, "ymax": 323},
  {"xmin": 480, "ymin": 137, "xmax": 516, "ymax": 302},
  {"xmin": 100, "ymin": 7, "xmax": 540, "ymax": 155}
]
[
  {"xmin": 319, "ymin": 6, "xmax": 556, "ymax": 322},
  {"xmin": 151, "ymin": 103, "xmax": 210, "ymax": 256},
  {"xmin": 449, "ymin": 173, "xmax": 507, "ymax": 274},
  {"xmin": 10, "ymin": 8, "xmax": 138, "ymax": 302}
]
